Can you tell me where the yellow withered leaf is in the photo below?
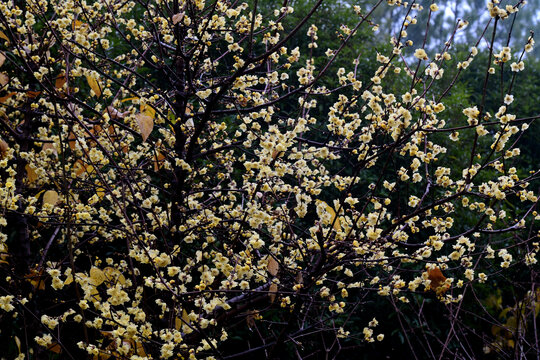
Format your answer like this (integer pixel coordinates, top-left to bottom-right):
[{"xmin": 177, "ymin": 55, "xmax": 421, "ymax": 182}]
[
  {"xmin": 175, "ymin": 309, "xmax": 190, "ymax": 330},
  {"xmin": 318, "ymin": 200, "xmax": 341, "ymax": 231},
  {"xmin": 102, "ymin": 266, "xmax": 126, "ymax": 286},
  {"xmin": 267, "ymin": 256, "xmax": 279, "ymax": 276},
  {"xmin": 0, "ymin": 31, "xmax": 9, "ymax": 44},
  {"xmin": 268, "ymin": 283, "xmax": 278, "ymax": 303},
  {"xmin": 140, "ymin": 103, "xmax": 156, "ymax": 118},
  {"xmin": 136, "ymin": 113, "xmax": 153, "ymax": 142},
  {"xmin": 90, "ymin": 266, "xmax": 106, "ymax": 286},
  {"xmin": 85, "ymin": 74, "xmax": 102, "ymax": 97},
  {"xmin": 43, "ymin": 190, "xmax": 59, "ymax": 206},
  {"xmin": 0, "ymin": 52, "xmax": 5, "ymax": 68},
  {"xmin": 25, "ymin": 164, "xmax": 38, "ymax": 183}
]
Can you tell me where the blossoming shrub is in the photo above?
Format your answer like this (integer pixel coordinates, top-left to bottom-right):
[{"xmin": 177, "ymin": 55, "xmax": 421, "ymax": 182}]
[{"xmin": 0, "ymin": 0, "xmax": 538, "ymax": 358}]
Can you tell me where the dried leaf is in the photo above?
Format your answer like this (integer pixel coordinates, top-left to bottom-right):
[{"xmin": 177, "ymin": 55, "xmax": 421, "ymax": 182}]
[
  {"xmin": 43, "ymin": 190, "xmax": 59, "ymax": 206},
  {"xmin": 154, "ymin": 151, "xmax": 165, "ymax": 171},
  {"xmin": 267, "ymin": 256, "xmax": 279, "ymax": 276},
  {"xmin": 0, "ymin": 138, "xmax": 8, "ymax": 157},
  {"xmin": 0, "ymin": 73, "xmax": 8, "ymax": 87},
  {"xmin": 269, "ymin": 283, "xmax": 278, "ymax": 303},
  {"xmin": 427, "ymin": 266, "xmax": 447, "ymax": 293},
  {"xmin": 136, "ymin": 113, "xmax": 153, "ymax": 142},
  {"xmin": 105, "ymin": 106, "xmax": 128, "ymax": 120},
  {"xmin": 140, "ymin": 103, "xmax": 155, "ymax": 119},
  {"xmin": 0, "ymin": 31, "xmax": 9, "ymax": 44},
  {"xmin": 42, "ymin": 142, "xmax": 58, "ymax": 157},
  {"xmin": 25, "ymin": 164, "xmax": 38, "ymax": 183},
  {"xmin": 26, "ymin": 90, "xmax": 41, "ymax": 98},
  {"xmin": 25, "ymin": 268, "xmax": 46, "ymax": 290},
  {"xmin": 85, "ymin": 74, "xmax": 102, "ymax": 97},
  {"xmin": 47, "ymin": 342, "xmax": 62, "ymax": 354},
  {"xmin": 175, "ymin": 309, "xmax": 190, "ymax": 330},
  {"xmin": 172, "ymin": 12, "xmax": 185, "ymax": 25},
  {"xmin": 102, "ymin": 266, "xmax": 126, "ymax": 286},
  {"xmin": 55, "ymin": 74, "xmax": 66, "ymax": 89},
  {"xmin": 90, "ymin": 266, "xmax": 106, "ymax": 286},
  {"xmin": 0, "ymin": 92, "xmax": 15, "ymax": 103},
  {"xmin": 0, "ymin": 52, "xmax": 5, "ymax": 68},
  {"xmin": 67, "ymin": 131, "xmax": 77, "ymax": 150},
  {"xmin": 246, "ymin": 310, "xmax": 258, "ymax": 329},
  {"xmin": 319, "ymin": 200, "xmax": 341, "ymax": 231}
]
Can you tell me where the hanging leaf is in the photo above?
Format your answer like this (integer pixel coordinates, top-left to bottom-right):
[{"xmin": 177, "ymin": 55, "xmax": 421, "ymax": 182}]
[
  {"xmin": 67, "ymin": 131, "xmax": 77, "ymax": 150},
  {"xmin": 25, "ymin": 268, "xmax": 46, "ymax": 290},
  {"xmin": 43, "ymin": 190, "xmax": 59, "ymax": 206},
  {"xmin": 55, "ymin": 73, "xmax": 66, "ymax": 89},
  {"xmin": 427, "ymin": 266, "xmax": 447, "ymax": 293},
  {"xmin": 318, "ymin": 200, "xmax": 341, "ymax": 231},
  {"xmin": 136, "ymin": 113, "xmax": 153, "ymax": 142},
  {"xmin": 0, "ymin": 52, "xmax": 5, "ymax": 68},
  {"xmin": 90, "ymin": 266, "xmax": 106, "ymax": 286},
  {"xmin": 153, "ymin": 151, "xmax": 165, "ymax": 171},
  {"xmin": 140, "ymin": 103, "xmax": 156, "ymax": 118},
  {"xmin": 47, "ymin": 342, "xmax": 62, "ymax": 354},
  {"xmin": 105, "ymin": 106, "xmax": 128, "ymax": 120},
  {"xmin": 102, "ymin": 266, "xmax": 126, "ymax": 286},
  {"xmin": 268, "ymin": 283, "xmax": 278, "ymax": 303},
  {"xmin": 42, "ymin": 142, "xmax": 58, "ymax": 157},
  {"xmin": 267, "ymin": 256, "xmax": 279, "ymax": 276},
  {"xmin": 26, "ymin": 90, "xmax": 41, "ymax": 98},
  {"xmin": 25, "ymin": 164, "xmax": 38, "ymax": 183},
  {"xmin": 85, "ymin": 74, "xmax": 102, "ymax": 97},
  {"xmin": 73, "ymin": 159, "xmax": 94, "ymax": 177},
  {"xmin": 0, "ymin": 73, "xmax": 8, "ymax": 87},
  {"xmin": 175, "ymin": 309, "xmax": 191, "ymax": 330},
  {"xmin": 0, "ymin": 92, "xmax": 15, "ymax": 103},
  {"xmin": 0, "ymin": 138, "xmax": 8, "ymax": 158},
  {"xmin": 172, "ymin": 12, "xmax": 185, "ymax": 25},
  {"xmin": 0, "ymin": 31, "xmax": 9, "ymax": 44}
]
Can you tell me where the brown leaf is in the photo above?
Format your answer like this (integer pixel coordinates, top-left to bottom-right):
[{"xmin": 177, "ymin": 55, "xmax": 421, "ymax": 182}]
[
  {"xmin": 42, "ymin": 143, "xmax": 58, "ymax": 157},
  {"xmin": 0, "ymin": 52, "xmax": 5, "ymax": 68},
  {"xmin": 136, "ymin": 113, "xmax": 153, "ymax": 142},
  {"xmin": 55, "ymin": 74, "xmax": 66, "ymax": 89},
  {"xmin": 172, "ymin": 12, "xmax": 185, "ymax": 25},
  {"xmin": 25, "ymin": 268, "xmax": 46, "ymax": 290},
  {"xmin": 0, "ymin": 138, "xmax": 8, "ymax": 157},
  {"xmin": 427, "ymin": 266, "xmax": 447, "ymax": 293},
  {"xmin": 67, "ymin": 131, "xmax": 77, "ymax": 150},
  {"xmin": 47, "ymin": 342, "xmax": 62, "ymax": 354},
  {"xmin": 267, "ymin": 256, "xmax": 279, "ymax": 276},
  {"xmin": 268, "ymin": 283, "xmax": 278, "ymax": 303},
  {"xmin": 246, "ymin": 310, "xmax": 258, "ymax": 329},
  {"xmin": 26, "ymin": 90, "xmax": 41, "ymax": 98},
  {"xmin": 105, "ymin": 106, "xmax": 128, "ymax": 120},
  {"xmin": 0, "ymin": 92, "xmax": 15, "ymax": 103},
  {"xmin": 154, "ymin": 151, "xmax": 165, "ymax": 171},
  {"xmin": 0, "ymin": 73, "xmax": 8, "ymax": 87}
]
